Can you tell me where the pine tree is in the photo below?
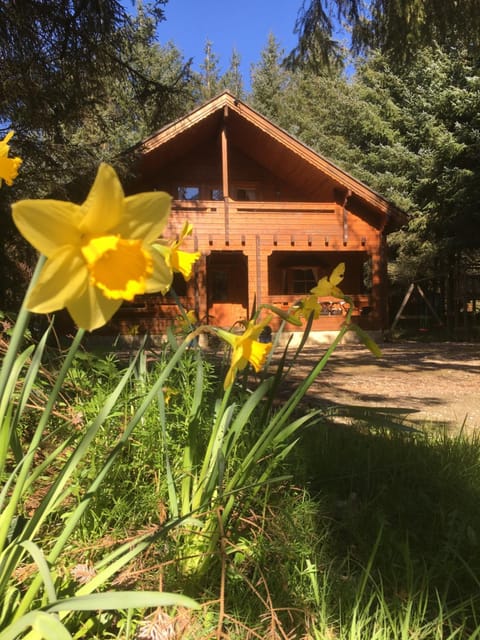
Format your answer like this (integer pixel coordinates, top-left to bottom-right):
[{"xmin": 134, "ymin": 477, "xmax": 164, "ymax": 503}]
[
  {"xmin": 220, "ymin": 49, "xmax": 245, "ymax": 99},
  {"xmin": 0, "ymin": 1, "xmax": 195, "ymax": 308},
  {"xmin": 0, "ymin": 2, "xmax": 194, "ymax": 201},
  {"xmin": 198, "ymin": 40, "xmax": 222, "ymax": 101},
  {"xmin": 291, "ymin": 0, "xmax": 480, "ymax": 68},
  {"xmin": 249, "ymin": 34, "xmax": 291, "ymax": 122}
]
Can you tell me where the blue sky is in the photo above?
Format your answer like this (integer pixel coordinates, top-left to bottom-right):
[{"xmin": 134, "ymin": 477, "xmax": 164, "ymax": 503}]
[{"xmin": 157, "ymin": 0, "xmax": 301, "ymax": 89}]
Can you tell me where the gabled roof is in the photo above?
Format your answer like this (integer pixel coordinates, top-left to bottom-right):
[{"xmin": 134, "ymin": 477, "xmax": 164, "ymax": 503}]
[{"xmin": 138, "ymin": 91, "xmax": 406, "ymax": 232}]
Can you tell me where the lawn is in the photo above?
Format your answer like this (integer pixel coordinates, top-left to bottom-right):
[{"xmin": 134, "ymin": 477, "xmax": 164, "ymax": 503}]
[{"xmin": 2, "ymin": 327, "xmax": 480, "ymax": 639}]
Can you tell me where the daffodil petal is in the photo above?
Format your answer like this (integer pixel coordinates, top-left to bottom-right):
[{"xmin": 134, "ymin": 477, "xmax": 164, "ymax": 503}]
[
  {"xmin": 186, "ymin": 310, "xmax": 197, "ymax": 323},
  {"xmin": 80, "ymin": 163, "xmax": 124, "ymax": 235},
  {"xmin": 330, "ymin": 262, "xmax": 345, "ymax": 286},
  {"xmin": 67, "ymin": 285, "xmax": 123, "ymax": 331},
  {"xmin": 301, "ymin": 295, "xmax": 321, "ymax": 318},
  {"xmin": 152, "ymin": 242, "xmax": 170, "ymax": 261},
  {"xmin": 223, "ymin": 353, "xmax": 248, "ymax": 390},
  {"xmin": 121, "ymin": 192, "xmax": 172, "ymax": 243},
  {"xmin": 26, "ymin": 247, "xmax": 88, "ymax": 313},
  {"xmin": 145, "ymin": 248, "xmax": 173, "ymax": 294},
  {"xmin": 12, "ymin": 200, "xmax": 82, "ymax": 257},
  {"xmin": 246, "ymin": 326, "xmax": 262, "ymax": 341},
  {"xmin": 178, "ymin": 220, "xmax": 194, "ymax": 241},
  {"xmin": 0, "ymin": 131, "xmax": 14, "ymax": 148},
  {"xmin": 331, "ymin": 285, "xmax": 344, "ymax": 298},
  {"xmin": 310, "ymin": 277, "xmax": 330, "ymax": 296},
  {"xmin": 244, "ymin": 316, "xmax": 272, "ymax": 341},
  {"xmin": 224, "ymin": 364, "xmax": 236, "ymax": 389},
  {"xmin": 231, "ymin": 343, "xmax": 247, "ymax": 371},
  {"xmin": 0, "ymin": 155, "xmax": 22, "ymax": 186}
]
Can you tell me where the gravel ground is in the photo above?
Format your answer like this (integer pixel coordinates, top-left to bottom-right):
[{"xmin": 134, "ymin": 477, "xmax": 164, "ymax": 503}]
[{"xmin": 284, "ymin": 341, "xmax": 480, "ymax": 433}]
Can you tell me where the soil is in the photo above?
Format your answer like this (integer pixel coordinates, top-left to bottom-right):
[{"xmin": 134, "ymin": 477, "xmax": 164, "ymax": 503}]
[{"xmin": 284, "ymin": 341, "xmax": 480, "ymax": 433}]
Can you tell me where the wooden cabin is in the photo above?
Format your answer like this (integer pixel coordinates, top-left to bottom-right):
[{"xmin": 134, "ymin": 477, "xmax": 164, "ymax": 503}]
[{"xmin": 111, "ymin": 91, "xmax": 406, "ymax": 341}]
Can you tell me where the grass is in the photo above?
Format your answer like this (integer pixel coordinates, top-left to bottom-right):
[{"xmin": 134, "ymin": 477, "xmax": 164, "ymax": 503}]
[
  {"xmin": 5, "ymin": 338, "xmax": 480, "ymax": 638},
  {"xmin": 291, "ymin": 421, "xmax": 480, "ymax": 638}
]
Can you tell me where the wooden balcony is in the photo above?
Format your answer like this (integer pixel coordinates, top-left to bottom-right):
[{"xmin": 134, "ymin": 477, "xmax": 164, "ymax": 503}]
[{"xmin": 168, "ymin": 200, "xmax": 374, "ymax": 251}]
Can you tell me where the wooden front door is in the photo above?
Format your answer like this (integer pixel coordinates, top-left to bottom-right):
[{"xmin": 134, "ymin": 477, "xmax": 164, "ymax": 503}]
[{"xmin": 207, "ymin": 251, "xmax": 248, "ymax": 328}]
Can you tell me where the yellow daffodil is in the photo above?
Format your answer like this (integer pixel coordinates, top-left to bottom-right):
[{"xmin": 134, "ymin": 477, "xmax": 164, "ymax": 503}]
[
  {"xmin": 310, "ymin": 262, "xmax": 346, "ymax": 299},
  {"xmin": 0, "ymin": 131, "xmax": 22, "ymax": 187},
  {"xmin": 12, "ymin": 163, "xmax": 173, "ymax": 331},
  {"xmin": 162, "ymin": 386, "xmax": 179, "ymax": 405},
  {"xmin": 184, "ymin": 309, "xmax": 198, "ymax": 325},
  {"xmin": 154, "ymin": 221, "xmax": 200, "ymax": 280},
  {"xmin": 175, "ymin": 309, "xmax": 198, "ymax": 333},
  {"xmin": 216, "ymin": 316, "xmax": 273, "ymax": 389},
  {"xmin": 293, "ymin": 294, "xmax": 322, "ymax": 321}
]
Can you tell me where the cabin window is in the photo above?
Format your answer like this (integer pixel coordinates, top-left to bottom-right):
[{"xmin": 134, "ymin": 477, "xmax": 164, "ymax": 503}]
[
  {"xmin": 210, "ymin": 270, "xmax": 229, "ymax": 301},
  {"xmin": 267, "ymin": 251, "xmax": 329, "ymax": 296},
  {"xmin": 210, "ymin": 187, "xmax": 224, "ymax": 200},
  {"xmin": 177, "ymin": 186, "xmax": 200, "ymax": 201},
  {"xmin": 289, "ymin": 268, "xmax": 317, "ymax": 295},
  {"xmin": 235, "ymin": 187, "xmax": 257, "ymax": 201}
]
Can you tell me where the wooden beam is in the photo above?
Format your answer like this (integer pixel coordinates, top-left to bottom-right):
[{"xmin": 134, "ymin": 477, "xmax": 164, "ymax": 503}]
[
  {"xmin": 390, "ymin": 283, "xmax": 415, "ymax": 331},
  {"xmin": 416, "ymin": 284, "xmax": 444, "ymax": 326},
  {"xmin": 343, "ymin": 190, "xmax": 351, "ymax": 245},
  {"xmin": 256, "ymin": 235, "xmax": 262, "ymax": 306},
  {"xmin": 221, "ymin": 106, "xmax": 230, "ymax": 244},
  {"xmin": 221, "ymin": 106, "xmax": 230, "ymax": 199},
  {"xmin": 391, "ymin": 283, "xmax": 444, "ymax": 331}
]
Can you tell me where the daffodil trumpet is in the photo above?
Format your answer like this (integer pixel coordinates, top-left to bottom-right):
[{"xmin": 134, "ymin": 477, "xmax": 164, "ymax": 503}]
[{"xmin": 153, "ymin": 220, "xmax": 201, "ymax": 281}]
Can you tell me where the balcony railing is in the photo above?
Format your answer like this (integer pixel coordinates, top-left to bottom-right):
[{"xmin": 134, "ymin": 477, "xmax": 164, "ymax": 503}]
[{"xmin": 171, "ymin": 200, "xmax": 338, "ymax": 215}]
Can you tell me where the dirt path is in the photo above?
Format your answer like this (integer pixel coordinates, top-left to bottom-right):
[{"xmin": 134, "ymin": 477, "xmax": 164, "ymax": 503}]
[{"xmin": 285, "ymin": 341, "xmax": 480, "ymax": 432}]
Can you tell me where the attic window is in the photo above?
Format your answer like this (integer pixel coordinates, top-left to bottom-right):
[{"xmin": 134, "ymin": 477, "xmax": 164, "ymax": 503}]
[{"xmin": 178, "ymin": 186, "xmax": 200, "ymax": 201}]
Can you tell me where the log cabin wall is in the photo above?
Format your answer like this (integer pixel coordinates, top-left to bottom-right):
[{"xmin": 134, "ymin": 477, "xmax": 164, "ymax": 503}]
[{"xmin": 109, "ymin": 92, "xmax": 405, "ymax": 339}]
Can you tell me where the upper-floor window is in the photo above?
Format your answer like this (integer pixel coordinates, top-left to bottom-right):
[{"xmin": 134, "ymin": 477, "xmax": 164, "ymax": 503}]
[
  {"xmin": 235, "ymin": 187, "xmax": 257, "ymax": 201},
  {"xmin": 209, "ymin": 187, "xmax": 223, "ymax": 200},
  {"xmin": 177, "ymin": 186, "xmax": 200, "ymax": 200}
]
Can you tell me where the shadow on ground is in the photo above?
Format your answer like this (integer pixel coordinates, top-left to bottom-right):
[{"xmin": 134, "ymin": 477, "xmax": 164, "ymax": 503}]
[{"xmin": 278, "ymin": 340, "xmax": 480, "ymax": 432}]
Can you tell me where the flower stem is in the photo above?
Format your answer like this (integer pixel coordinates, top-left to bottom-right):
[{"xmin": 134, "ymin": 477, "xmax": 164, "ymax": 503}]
[{"xmin": 0, "ymin": 255, "xmax": 46, "ymax": 402}]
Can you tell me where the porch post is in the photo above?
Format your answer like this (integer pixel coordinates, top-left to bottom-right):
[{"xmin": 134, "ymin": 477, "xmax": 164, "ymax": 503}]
[{"xmin": 195, "ymin": 253, "xmax": 208, "ymax": 323}]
